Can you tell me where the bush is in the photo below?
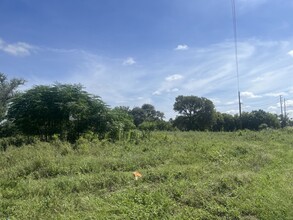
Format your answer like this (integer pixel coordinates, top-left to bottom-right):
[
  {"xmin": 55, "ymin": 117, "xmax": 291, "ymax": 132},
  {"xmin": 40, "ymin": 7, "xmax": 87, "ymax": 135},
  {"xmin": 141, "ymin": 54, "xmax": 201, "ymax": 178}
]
[{"xmin": 0, "ymin": 135, "xmax": 38, "ymax": 151}]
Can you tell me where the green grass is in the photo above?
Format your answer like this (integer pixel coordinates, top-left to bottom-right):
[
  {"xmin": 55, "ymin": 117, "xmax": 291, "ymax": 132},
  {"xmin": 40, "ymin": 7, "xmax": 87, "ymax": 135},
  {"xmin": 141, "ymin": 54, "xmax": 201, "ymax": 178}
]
[{"xmin": 1, "ymin": 130, "xmax": 293, "ymax": 219}]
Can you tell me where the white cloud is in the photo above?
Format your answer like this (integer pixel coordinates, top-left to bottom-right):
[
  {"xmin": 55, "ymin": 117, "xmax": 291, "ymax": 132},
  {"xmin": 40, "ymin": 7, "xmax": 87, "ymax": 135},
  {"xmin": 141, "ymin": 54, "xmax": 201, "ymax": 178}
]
[
  {"xmin": 123, "ymin": 57, "xmax": 136, "ymax": 65},
  {"xmin": 251, "ymin": 77, "xmax": 264, "ymax": 83},
  {"xmin": 9, "ymin": 38, "xmax": 293, "ymax": 120},
  {"xmin": 171, "ymin": 88, "xmax": 179, "ymax": 92},
  {"xmin": 268, "ymin": 106, "xmax": 278, "ymax": 110},
  {"xmin": 264, "ymin": 92, "xmax": 288, "ymax": 97},
  {"xmin": 152, "ymin": 74, "xmax": 183, "ymax": 96},
  {"xmin": 288, "ymin": 50, "xmax": 293, "ymax": 57},
  {"xmin": 0, "ymin": 38, "xmax": 36, "ymax": 56},
  {"xmin": 152, "ymin": 90, "xmax": 161, "ymax": 95},
  {"xmin": 210, "ymin": 98, "xmax": 221, "ymax": 104},
  {"xmin": 225, "ymin": 100, "xmax": 238, "ymax": 105},
  {"xmin": 152, "ymin": 87, "xmax": 179, "ymax": 96},
  {"xmin": 165, "ymin": 74, "xmax": 183, "ymax": 81},
  {"xmin": 226, "ymin": 109, "xmax": 239, "ymax": 115},
  {"xmin": 167, "ymin": 88, "xmax": 179, "ymax": 93},
  {"xmin": 241, "ymin": 91, "xmax": 261, "ymax": 99},
  {"xmin": 175, "ymin": 44, "xmax": 189, "ymax": 51}
]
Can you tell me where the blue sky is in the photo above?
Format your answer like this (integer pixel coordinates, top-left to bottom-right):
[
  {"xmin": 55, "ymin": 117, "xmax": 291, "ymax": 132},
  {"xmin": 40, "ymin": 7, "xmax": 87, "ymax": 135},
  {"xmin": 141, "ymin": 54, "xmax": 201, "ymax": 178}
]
[{"xmin": 1, "ymin": 0, "xmax": 293, "ymax": 119}]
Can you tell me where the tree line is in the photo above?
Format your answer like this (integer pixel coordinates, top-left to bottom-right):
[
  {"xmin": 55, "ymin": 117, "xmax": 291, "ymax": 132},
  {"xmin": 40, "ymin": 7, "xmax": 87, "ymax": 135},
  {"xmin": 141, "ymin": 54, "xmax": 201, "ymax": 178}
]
[{"xmin": 0, "ymin": 73, "xmax": 291, "ymax": 142}]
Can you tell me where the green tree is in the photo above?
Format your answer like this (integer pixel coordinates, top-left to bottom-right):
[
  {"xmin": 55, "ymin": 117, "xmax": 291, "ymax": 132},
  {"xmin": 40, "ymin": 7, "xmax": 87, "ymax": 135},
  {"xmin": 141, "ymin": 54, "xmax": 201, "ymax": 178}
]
[
  {"xmin": 131, "ymin": 107, "xmax": 145, "ymax": 127},
  {"xmin": 0, "ymin": 73, "xmax": 25, "ymax": 137},
  {"xmin": 241, "ymin": 110, "xmax": 280, "ymax": 130},
  {"xmin": 222, "ymin": 113, "xmax": 237, "ymax": 131},
  {"xmin": 173, "ymin": 95, "xmax": 216, "ymax": 131},
  {"xmin": 212, "ymin": 112, "xmax": 224, "ymax": 131},
  {"xmin": 0, "ymin": 73, "xmax": 25, "ymax": 121},
  {"xmin": 106, "ymin": 107, "xmax": 136, "ymax": 141},
  {"xmin": 130, "ymin": 104, "xmax": 165, "ymax": 127},
  {"xmin": 7, "ymin": 83, "xmax": 108, "ymax": 141}
]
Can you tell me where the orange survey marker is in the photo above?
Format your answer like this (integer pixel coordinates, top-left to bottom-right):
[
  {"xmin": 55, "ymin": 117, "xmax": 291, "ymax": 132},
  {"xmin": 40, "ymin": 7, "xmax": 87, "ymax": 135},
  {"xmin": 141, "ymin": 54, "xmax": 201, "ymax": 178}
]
[{"xmin": 133, "ymin": 171, "xmax": 142, "ymax": 180}]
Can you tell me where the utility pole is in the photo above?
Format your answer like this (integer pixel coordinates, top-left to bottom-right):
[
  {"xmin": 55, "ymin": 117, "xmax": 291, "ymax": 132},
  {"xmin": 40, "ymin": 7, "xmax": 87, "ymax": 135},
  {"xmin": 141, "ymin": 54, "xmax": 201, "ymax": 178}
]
[
  {"xmin": 280, "ymin": 95, "xmax": 283, "ymax": 117},
  {"xmin": 284, "ymin": 98, "xmax": 287, "ymax": 126},
  {"xmin": 238, "ymin": 91, "xmax": 242, "ymax": 117},
  {"xmin": 280, "ymin": 95, "xmax": 284, "ymax": 127}
]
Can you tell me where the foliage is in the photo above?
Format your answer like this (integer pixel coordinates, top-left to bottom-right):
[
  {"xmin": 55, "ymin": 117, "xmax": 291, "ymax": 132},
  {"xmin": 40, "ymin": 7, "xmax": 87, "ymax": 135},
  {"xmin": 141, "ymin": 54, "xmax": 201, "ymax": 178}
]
[
  {"xmin": 222, "ymin": 113, "xmax": 238, "ymax": 131},
  {"xmin": 0, "ymin": 135, "xmax": 38, "ymax": 151},
  {"xmin": 173, "ymin": 95, "xmax": 216, "ymax": 131},
  {"xmin": 212, "ymin": 112, "xmax": 224, "ymax": 131},
  {"xmin": 130, "ymin": 107, "xmax": 145, "ymax": 127},
  {"xmin": 211, "ymin": 110, "xmax": 280, "ymax": 132},
  {"xmin": 138, "ymin": 120, "xmax": 173, "ymax": 131},
  {"xmin": 7, "ymin": 84, "xmax": 109, "ymax": 141},
  {"xmin": 106, "ymin": 107, "xmax": 136, "ymax": 141},
  {"xmin": 241, "ymin": 110, "xmax": 280, "ymax": 130},
  {"xmin": 130, "ymin": 104, "xmax": 165, "ymax": 127},
  {"xmin": 0, "ymin": 130, "xmax": 292, "ymax": 219},
  {"xmin": 0, "ymin": 73, "xmax": 25, "ymax": 137}
]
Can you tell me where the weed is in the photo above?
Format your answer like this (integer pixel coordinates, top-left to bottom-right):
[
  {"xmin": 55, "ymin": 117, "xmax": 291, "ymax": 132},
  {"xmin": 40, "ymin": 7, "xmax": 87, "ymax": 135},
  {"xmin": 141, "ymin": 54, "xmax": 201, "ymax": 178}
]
[{"xmin": 0, "ymin": 130, "xmax": 292, "ymax": 219}]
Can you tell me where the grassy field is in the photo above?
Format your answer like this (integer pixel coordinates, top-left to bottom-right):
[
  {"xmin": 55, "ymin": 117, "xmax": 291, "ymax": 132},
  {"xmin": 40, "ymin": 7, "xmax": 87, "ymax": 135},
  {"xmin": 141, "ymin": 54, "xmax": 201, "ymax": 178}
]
[{"xmin": 1, "ymin": 130, "xmax": 293, "ymax": 219}]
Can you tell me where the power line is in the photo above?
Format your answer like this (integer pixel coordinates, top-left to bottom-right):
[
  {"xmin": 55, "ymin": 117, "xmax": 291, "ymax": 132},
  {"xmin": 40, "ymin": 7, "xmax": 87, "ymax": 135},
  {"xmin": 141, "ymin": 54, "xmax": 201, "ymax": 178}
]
[
  {"xmin": 231, "ymin": 0, "xmax": 241, "ymax": 118},
  {"xmin": 231, "ymin": 0, "xmax": 240, "ymax": 92}
]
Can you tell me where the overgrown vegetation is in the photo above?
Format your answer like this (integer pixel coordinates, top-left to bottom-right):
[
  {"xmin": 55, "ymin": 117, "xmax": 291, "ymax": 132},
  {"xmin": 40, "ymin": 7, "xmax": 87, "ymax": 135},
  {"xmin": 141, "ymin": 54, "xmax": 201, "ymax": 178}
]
[
  {"xmin": 1, "ymin": 73, "xmax": 292, "ymax": 143},
  {"xmin": 1, "ymin": 130, "xmax": 292, "ymax": 219}
]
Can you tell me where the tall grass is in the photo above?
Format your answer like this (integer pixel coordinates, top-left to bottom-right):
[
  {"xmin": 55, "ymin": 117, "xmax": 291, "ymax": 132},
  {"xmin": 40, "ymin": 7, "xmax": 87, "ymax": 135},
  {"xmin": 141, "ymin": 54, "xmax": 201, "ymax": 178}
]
[{"xmin": 1, "ymin": 130, "xmax": 292, "ymax": 219}]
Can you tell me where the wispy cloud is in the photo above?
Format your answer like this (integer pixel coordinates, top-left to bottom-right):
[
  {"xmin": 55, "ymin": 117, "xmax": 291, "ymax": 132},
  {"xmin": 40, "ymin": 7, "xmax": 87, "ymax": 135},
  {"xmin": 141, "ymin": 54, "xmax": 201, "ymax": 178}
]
[
  {"xmin": 122, "ymin": 57, "xmax": 136, "ymax": 65},
  {"xmin": 152, "ymin": 74, "xmax": 184, "ymax": 96},
  {"xmin": 226, "ymin": 109, "xmax": 239, "ymax": 115},
  {"xmin": 10, "ymin": 38, "xmax": 293, "ymax": 119},
  {"xmin": 165, "ymin": 74, "xmax": 183, "ymax": 81},
  {"xmin": 175, "ymin": 44, "xmax": 189, "ymax": 51},
  {"xmin": 241, "ymin": 91, "xmax": 261, "ymax": 99},
  {"xmin": 0, "ymin": 38, "xmax": 36, "ymax": 56},
  {"xmin": 264, "ymin": 92, "xmax": 288, "ymax": 97},
  {"xmin": 288, "ymin": 50, "xmax": 293, "ymax": 57}
]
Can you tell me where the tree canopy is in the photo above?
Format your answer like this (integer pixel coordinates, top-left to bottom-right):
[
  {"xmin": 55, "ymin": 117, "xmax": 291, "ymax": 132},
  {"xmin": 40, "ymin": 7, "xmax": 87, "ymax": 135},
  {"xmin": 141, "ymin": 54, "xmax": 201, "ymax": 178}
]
[
  {"xmin": 130, "ymin": 104, "xmax": 164, "ymax": 127},
  {"xmin": 0, "ymin": 73, "xmax": 25, "ymax": 121},
  {"xmin": 241, "ymin": 110, "xmax": 280, "ymax": 130},
  {"xmin": 1, "ymin": 73, "xmax": 291, "ymax": 142},
  {"xmin": 0, "ymin": 73, "xmax": 25, "ymax": 137},
  {"xmin": 7, "ymin": 84, "xmax": 108, "ymax": 141},
  {"xmin": 173, "ymin": 95, "xmax": 216, "ymax": 131}
]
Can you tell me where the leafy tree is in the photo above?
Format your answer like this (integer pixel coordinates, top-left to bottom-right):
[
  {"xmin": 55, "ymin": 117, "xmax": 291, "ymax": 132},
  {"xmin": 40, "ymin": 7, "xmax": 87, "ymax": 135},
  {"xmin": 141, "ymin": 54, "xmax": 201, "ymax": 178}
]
[
  {"xmin": 141, "ymin": 104, "xmax": 164, "ymax": 121},
  {"xmin": 0, "ymin": 73, "xmax": 25, "ymax": 137},
  {"xmin": 0, "ymin": 73, "xmax": 25, "ymax": 120},
  {"xmin": 173, "ymin": 95, "xmax": 216, "ymax": 131},
  {"xmin": 212, "ymin": 112, "xmax": 224, "ymax": 131},
  {"xmin": 106, "ymin": 107, "xmax": 136, "ymax": 141},
  {"xmin": 130, "ymin": 104, "xmax": 165, "ymax": 127},
  {"xmin": 172, "ymin": 116, "xmax": 190, "ymax": 131},
  {"xmin": 241, "ymin": 110, "xmax": 280, "ymax": 130},
  {"xmin": 131, "ymin": 107, "xmax": 145, "ymax": 127},
  {"xmin": 141, "ymin": 104, "xmax": 156, "ymax": 119},
  {"xmin": 7, "ymin": 83, "xmax": 108, "ymax": 141},
  {"xmin": 222, "ymin": 113, "xmax": 237, "ymax": 131}
]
